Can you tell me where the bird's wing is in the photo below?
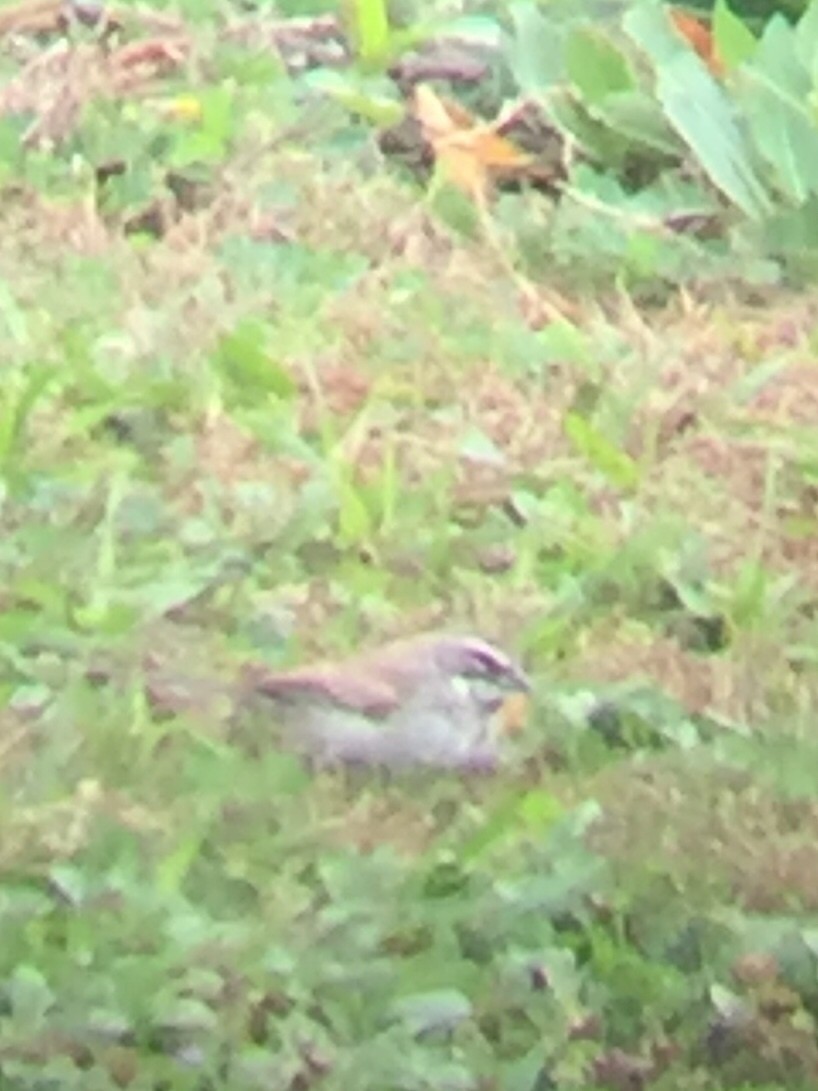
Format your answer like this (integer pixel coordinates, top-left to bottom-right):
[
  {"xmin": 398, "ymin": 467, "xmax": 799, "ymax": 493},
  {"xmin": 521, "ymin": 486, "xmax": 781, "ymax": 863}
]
[{"xmin": 246, "ymin": 664, "xmax": 399, "ymax": 720}]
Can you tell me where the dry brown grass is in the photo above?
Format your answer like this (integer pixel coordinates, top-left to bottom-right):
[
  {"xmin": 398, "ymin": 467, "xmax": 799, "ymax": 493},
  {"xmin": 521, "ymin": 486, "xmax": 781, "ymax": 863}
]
[{"xmin": 587, "ymin": 753, "xmax": 818, "ymax": 912}]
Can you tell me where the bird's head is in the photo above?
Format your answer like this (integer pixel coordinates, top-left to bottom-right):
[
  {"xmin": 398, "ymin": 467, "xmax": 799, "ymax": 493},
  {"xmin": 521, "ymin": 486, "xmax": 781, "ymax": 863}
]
[{"xmin": 432, "ymin": 634, "xmax": 530, "ymax": 715}]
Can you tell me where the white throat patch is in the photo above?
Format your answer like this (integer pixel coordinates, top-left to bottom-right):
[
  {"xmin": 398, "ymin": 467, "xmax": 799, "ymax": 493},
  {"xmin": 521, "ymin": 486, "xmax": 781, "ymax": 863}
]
[{"xmin": 450, "ymin": 674, "xmax": 472, "ymax": 699}]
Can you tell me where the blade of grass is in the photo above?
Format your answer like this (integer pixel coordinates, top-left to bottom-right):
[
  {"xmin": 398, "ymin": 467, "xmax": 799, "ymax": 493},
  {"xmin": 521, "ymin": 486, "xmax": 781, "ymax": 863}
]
[{"xmin": 347, "ymin": 0, "xmax": 392, "ymax": 68}]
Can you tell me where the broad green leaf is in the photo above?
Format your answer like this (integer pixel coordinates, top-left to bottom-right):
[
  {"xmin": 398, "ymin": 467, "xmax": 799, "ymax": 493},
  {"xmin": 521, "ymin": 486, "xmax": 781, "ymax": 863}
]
[
  {"xmin": 519, "ymin": 788, "xmax": 565, "ymax": 830},
  {"xmin": 459, "ymin": 788, "xmax": 564, "ymax": 863},
  {"xmin": 168, "ymin": 85, "xmax": 235, "ymax": 169},
  {"xmin": 565, "ymin": 27, "xmax": 636, "ymax": 105},
  {"xmin": 304, "ymin": 69, "xmax": 406, "ymax": 128},
  {"xmin": 757, "ymin": 196, "xmax": 818, "ymax": 272},
  {"xmin": 624, "ymin": 4, "xmax": 771, "ymax": 219},
  {"xmin": 533, "ymin": 947, "xmax": 582, "ymax": 1007},
  {"xmin": 437, "ymin": 14, "xmax": 504, "ymax": 48},
  {"xmin": 156, "ymin": 832, "xmax": 207, "ymax": 895},
  {"xmin": 549, "ymin": 95, "xmax": 636, "ymax": 166},
  {"xmin": 594, "ymin": 89, "xmax": 683, "ymax": 155},
  {"xmin": 507, "ymin": 1, "xmax": 566, "ymax": 93},
  {"xmin": 564, "ymin": 412, "xmax": 641, "ymax": 489},
  {"xmin": 502, "ymin": 1047, "xmax": 551, "ymax": 1091},
  {"xmin": 213, "ymin": 319, "xmax": 296, "ymax": 400},
  {"xmin": 8, "ymin": 966, "xmax": 53, "ymax": 1026},
  {"xmin": 623, "ymin": 2, "xmax": 689, "ymax": 65},
  {"xmin": 663, "ymin": 576, "xmax": 720, "ymax": 618},
  {"xmin": 538, "ymin": 319, "xmax": 591, "ymax": 365},
  {"xmin": 795, "ymin": 0, "xmax": 818, "ymax": 77},
  {"xmin": 497, "ymin": 855, "xmax": 605, "ymax": 917},
  {"xmin": 154, "ymin": 996, "xmax": 219, "ymax": 1033},
  {"xmin": 713, "ymin": 0, "xmax": 757, "ymax": 69},
  {"xmin": 738, "ymin": 15, "xmax": 818, "ymax": 203},
  {"xmin": 128, "ymin": 573, "xmax": 222, "ymax": 619},
  {"xmin": 48, "ymin": 865, "xmax": 86, "ymax": 907},
  {"xmin": 390, "ymin": 989, "xmax": 472, "ymax": 1035}
]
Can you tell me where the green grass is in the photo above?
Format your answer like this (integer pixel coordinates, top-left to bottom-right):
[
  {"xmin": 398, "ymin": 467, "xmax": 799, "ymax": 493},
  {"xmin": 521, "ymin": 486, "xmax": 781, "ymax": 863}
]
[{"xmin": 3, "ymin": 2, "xmax": 818, "ymax": 1089}]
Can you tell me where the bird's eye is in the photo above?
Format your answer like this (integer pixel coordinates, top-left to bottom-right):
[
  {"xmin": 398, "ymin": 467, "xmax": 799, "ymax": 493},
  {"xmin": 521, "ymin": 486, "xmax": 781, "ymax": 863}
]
[{"xmin": 458, "ymin": 671, "xmax": 506, "ymax": 713}]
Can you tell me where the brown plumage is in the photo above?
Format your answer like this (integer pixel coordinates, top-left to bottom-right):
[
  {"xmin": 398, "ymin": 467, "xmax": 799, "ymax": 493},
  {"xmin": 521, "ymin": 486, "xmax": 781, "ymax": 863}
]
[{"xmin": 243, "ymin": 632, "xmax": 530, "ymax": 771}]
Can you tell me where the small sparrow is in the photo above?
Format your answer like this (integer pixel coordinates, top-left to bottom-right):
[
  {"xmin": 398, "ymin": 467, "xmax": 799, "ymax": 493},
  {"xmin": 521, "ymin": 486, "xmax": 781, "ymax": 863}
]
[{"xmin": 242, "ymin": 632, "xmax": 531, "ymax": 773}]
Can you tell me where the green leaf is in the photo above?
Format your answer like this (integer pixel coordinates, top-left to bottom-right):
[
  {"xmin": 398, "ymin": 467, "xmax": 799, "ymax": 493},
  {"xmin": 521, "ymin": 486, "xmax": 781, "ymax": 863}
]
[
  {"xmin": 565, "ymin": 27, "xmax": 636, "ymax": 105},
  {"xmin": 347, "ymin": 0, "xmax": 392, "ymax": 67},
  {"xmin": 534, "ymin": 947, "xmax": 582, "ymax": 1007},
  {"xmin": 168, "ymin": 85, "xmax": 235, "ymax": 169},
  {"xmin": 502, "ymin": 1046, "xmax": 552, "ymax": 1091},
  {"xmin": 459, "ymin": 788, "xmax": 564, "ymax": 862},
  {"xmin": 519, "ymin": 788, "xmax": 565, "ymax": 830},
  {"xmin": 335, "ymin": 468, "xmax": 372, "ymax": 546},
  {"xmin": 156, "ymin": 833, "xmax": 206, "ymax": 895},
  {"xmin": 213, "ymin": 319, "xmax": 296, "ymax": 400},
  {"xmin": 154, "ymin": 996, "xmax": 219, "ymax": 1033},
  {"xmin": 726, "ymin": 355, "xmax": 790, "ymax": 403},
  {"xmin": 538, "ymin": 319, "xmax": 592, "ymax": 365},
  {"xmin": 389, "ymin": 989, "xmax": 472, "ymax": 1035},
  {"xmin": 564, "ymin": 412, "xmax": 641, "ymax": 489},
  {"xmin": 548, "ymin": 95, "xmax": 635, "ymax": 167},
  {"xmin": 713, "ymin": 0, "xmax": 757, "ymax": 69},
  {"xmin": 507, "ymin": 1, "xmax": 566, "ymax": 93},
  {"xmin": 738, "ymin": 15, "xmax": 818, "ymax": 204},
  {"xmin": 497, "ymin": 855, "xmax": 605, "ymax": 917},
  {"xmin": 757, "ymin": 196, "xmax": 818, "ymax": 272},
  {"xmin": 457, "ymin": 426, "xmax": 507, "ymax": 467},
  {"xmin": 0, "ymin": 365, "xmax": 58, "ymax": 471},
  {"xmin": 593, "ymin": 89, "xmax": 683, "ymax": 155},
  {"xmin": 729, "ymin": 558, "xmax": 774, "ymax": 628},
  {"xmin": 795, "ymin": 0, "xmax": 818, "ymax": 76},
  {"xmin": 437, "ymin": 14, "xmax": 503, "ymax": 49},
  {"xmin": 8, "ymin": 966, "xmax": 54, "ymax": 1027},
  {"xmin": 624, "ymin": 4, "xmax": 772, "ymax": 220},
  {"xmin": 303, "ymin": 70, "xmax": 406, "ymax": 128}
]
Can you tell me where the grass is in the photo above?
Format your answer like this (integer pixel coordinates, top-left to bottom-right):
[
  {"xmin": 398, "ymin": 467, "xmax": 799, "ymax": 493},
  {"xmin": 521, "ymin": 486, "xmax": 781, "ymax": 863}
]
[{"xmin": 3, "ymin": 2, "xmax": 818, "ymax": 1089}]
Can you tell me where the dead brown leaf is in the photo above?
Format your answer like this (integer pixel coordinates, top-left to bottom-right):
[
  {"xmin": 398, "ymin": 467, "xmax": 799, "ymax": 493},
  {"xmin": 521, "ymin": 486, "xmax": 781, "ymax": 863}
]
[
  {"xmin": 669, "ymin": 7, "xmax": 725, "ymax": 77},
  {"xmin": 413, "ymin": 84, "xmax": 534, "ymax": 203}
]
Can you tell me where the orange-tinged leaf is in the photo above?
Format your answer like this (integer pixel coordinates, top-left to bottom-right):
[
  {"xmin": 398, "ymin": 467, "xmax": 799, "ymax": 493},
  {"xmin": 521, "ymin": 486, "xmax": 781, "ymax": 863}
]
[
  {"xmin": 413, "ymin": 84, "xmax": 533, "ymax": 202},
  {"xmin": 670, "ymin": 8, "xmax": 724, "ymax": 76},
  {"xmin": 473, "ymin": 129, "xmax": 536, "ymax": 171},
  {"xmin": 435, "ymin": 143, "xmax": 490, "ymax": 200},
  {"xmin": 413, "ymin": 82, "xmax": 460, "ymax": 139}
]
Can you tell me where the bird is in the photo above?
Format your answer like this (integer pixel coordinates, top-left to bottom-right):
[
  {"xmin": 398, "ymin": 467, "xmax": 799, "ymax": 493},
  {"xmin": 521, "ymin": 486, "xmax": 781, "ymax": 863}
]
[{"xmin": 241, "ymin": 632, "xmax": 531, "ymax": 773}]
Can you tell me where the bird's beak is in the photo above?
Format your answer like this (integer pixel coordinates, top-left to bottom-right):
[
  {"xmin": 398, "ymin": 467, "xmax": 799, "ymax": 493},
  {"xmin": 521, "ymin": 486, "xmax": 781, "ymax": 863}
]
[
  {"xmin": 507, "ymin": 663, "xmax": 531, "ymax": 694},
  {"xmin": 498, "ymin": 663, "xmax": 531, "ymax": 734},
  {"xmin": 499, "ymin": 692, "xmax": 530, "ymax": 734}
]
